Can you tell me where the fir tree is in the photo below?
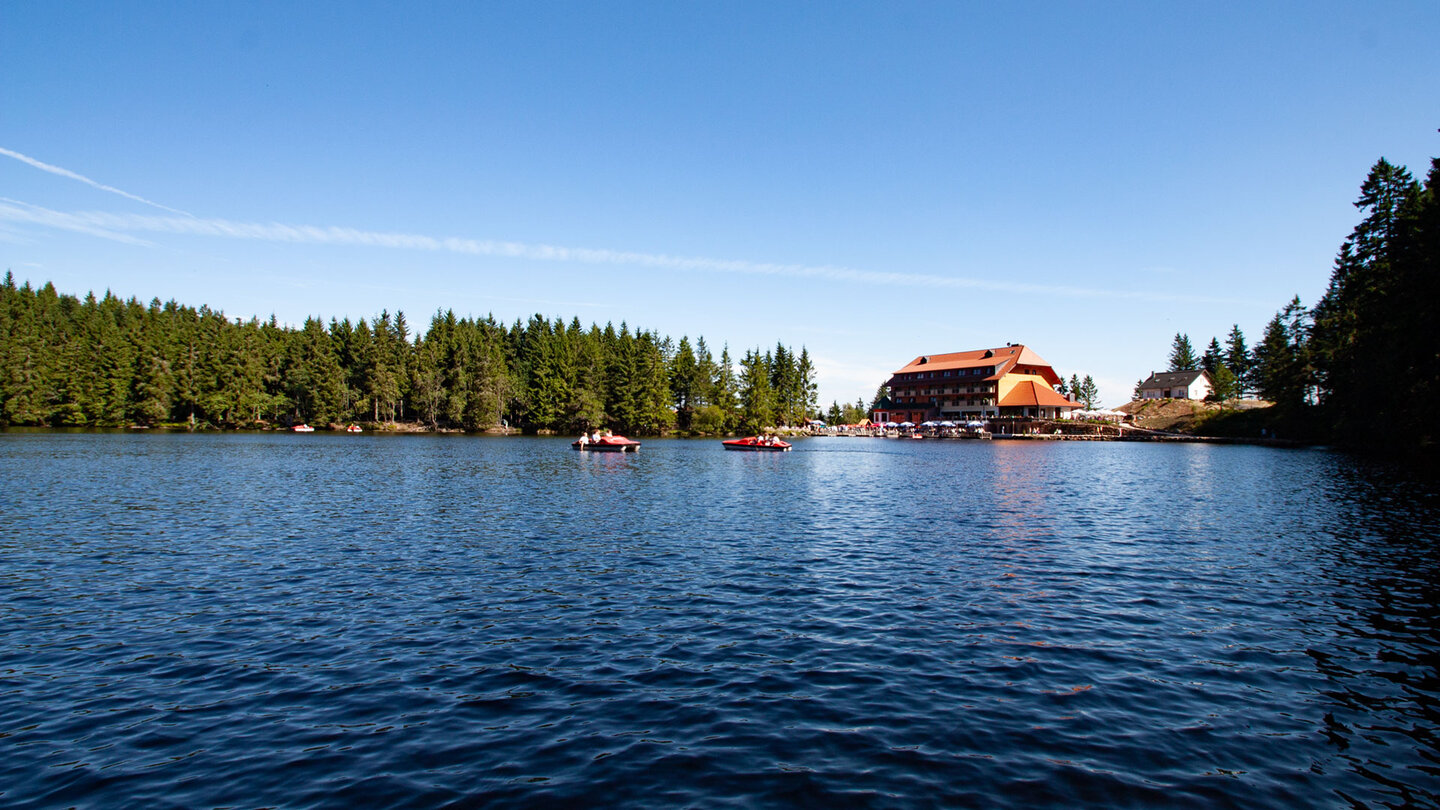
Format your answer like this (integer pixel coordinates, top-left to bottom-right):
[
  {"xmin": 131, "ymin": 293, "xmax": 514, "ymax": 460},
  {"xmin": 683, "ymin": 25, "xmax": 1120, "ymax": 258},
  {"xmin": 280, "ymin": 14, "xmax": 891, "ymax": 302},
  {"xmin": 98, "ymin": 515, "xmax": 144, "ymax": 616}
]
[
  {"xmin": 1311, "ymin": 157, "xmax": 1424, "ymax": 444},
  {"xmin": 1225, "ymin": 325, "xmax": 1250, "ymax": 397},
  {"xmin": 1168, "ymin": 333, "xmax": 1198, "ymax": 372},
  {"xmin": 1201, "ymin": 338, "xmax": 1224, "ymax": 375}
]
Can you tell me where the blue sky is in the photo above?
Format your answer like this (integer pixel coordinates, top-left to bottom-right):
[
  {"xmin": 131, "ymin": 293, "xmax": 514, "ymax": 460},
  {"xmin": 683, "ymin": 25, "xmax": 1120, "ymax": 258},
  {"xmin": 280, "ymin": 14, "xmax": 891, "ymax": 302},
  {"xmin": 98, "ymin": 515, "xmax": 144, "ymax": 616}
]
[{"xmin": 3, "ymin": 2, "xmax": 1437, "ymax": 408}]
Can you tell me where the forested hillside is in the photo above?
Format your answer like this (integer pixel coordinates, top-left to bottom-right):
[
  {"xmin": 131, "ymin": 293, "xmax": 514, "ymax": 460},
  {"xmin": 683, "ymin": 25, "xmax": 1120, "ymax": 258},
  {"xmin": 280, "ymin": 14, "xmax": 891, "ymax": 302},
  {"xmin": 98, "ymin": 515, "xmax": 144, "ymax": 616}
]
[
  {"xmin": 0, "ymin": 277, "xmax": 817, "ymax": 434},
  {"xmin": 1150, "ymin": 150, "xmax": 1439, "ymax": 455}
]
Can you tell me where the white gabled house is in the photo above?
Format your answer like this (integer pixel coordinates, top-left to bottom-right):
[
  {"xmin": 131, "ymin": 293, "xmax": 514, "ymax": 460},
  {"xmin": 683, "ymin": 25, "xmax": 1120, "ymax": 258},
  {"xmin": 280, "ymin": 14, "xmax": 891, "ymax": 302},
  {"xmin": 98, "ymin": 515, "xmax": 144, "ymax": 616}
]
[{"xmin": 1137, "ymin": 370, "xmax": 1213, "ymax": 401}]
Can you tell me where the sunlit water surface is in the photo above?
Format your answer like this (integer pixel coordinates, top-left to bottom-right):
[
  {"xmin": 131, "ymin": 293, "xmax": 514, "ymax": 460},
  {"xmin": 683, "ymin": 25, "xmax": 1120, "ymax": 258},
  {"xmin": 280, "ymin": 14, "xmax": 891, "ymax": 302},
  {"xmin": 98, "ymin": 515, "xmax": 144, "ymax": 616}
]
[{"xmin": 1, "ymin": 433, "xmax": 1437, "ymax": 808}]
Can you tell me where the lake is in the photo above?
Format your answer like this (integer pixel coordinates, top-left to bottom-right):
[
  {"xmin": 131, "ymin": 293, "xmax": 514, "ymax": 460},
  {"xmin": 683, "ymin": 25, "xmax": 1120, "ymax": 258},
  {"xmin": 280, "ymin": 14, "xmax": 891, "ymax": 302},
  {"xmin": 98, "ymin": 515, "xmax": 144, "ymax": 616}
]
[{"xmin": 1, "ymin": 432, "xmax": 1437, "ymax": 808}]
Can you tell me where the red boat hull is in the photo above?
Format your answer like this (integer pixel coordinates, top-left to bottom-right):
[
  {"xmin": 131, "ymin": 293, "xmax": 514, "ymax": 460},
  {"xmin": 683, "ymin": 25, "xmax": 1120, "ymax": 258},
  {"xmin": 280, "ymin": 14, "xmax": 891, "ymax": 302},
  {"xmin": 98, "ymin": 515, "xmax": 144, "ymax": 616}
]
[
  {"xmin": 722, "ymin": 437, "xmax": 791, "ymax": 452},
  {"xmin": 573, "ymin": 437, "xmax": 641, "ymax": 452}
]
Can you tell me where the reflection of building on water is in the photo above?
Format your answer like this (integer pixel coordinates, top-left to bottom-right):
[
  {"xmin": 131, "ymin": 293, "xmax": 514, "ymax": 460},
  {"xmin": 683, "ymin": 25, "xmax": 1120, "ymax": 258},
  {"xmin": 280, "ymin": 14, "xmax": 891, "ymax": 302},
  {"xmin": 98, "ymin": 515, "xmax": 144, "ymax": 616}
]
[{"xmin": 871, "ymin": 344, "xmax": 1080, "ymax": 425}]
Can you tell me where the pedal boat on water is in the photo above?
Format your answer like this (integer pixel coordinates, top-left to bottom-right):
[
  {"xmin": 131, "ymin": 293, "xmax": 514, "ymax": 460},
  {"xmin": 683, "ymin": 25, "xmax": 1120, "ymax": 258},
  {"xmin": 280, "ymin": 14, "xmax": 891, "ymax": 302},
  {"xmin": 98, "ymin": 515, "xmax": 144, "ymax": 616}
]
[
  {"xmin": 573, "ymin": 434, "xmax": 641, "ymax": 452},
  {"xmin": 722, "ymin": 436, "xmax": 792, "ymax": 452},
  {"xmin": 291, "ymin": 424, "xmax": 315, "ymax": 433}
]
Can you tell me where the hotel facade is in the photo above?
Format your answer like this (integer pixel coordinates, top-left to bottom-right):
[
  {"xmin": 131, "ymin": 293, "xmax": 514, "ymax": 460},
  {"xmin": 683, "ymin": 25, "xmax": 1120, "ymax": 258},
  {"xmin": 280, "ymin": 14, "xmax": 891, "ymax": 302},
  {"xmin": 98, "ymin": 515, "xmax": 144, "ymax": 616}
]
[{"xmin": 871, "ymin": 344, "xmax": 1078, "ymax": 424}]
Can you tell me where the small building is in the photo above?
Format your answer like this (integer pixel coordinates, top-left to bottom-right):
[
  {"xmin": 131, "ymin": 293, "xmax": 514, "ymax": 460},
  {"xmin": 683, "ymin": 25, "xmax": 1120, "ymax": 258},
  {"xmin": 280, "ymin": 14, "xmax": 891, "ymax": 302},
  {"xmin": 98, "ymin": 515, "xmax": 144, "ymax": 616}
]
[
  {"xmin": 871, "ymin": 344, "xmax": 1080, "ymax": 424},
  {"xmin": 1137, "ymin": 370, "xmax": 1213, "ymax": 401}
]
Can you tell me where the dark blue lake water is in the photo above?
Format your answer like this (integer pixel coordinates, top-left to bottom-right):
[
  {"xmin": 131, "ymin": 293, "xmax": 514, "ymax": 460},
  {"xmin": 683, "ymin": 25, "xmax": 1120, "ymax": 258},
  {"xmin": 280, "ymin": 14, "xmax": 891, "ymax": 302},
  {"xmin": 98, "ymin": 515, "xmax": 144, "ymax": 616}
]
[{"xmin": 1, "ymin": 432, "xmax": 1437, "ymax": 808}]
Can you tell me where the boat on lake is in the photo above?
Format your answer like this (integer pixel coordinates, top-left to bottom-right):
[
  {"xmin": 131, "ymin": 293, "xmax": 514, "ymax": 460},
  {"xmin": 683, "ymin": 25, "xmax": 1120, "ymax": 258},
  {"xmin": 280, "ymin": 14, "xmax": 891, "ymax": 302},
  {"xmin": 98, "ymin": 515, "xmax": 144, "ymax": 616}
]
[
  {"xmin": 722, "ymin": 436, "xmax": 792, "ymax": 452},
  {"xmin": 292, "ymin": 424, "xmax": 315, "ymax": 433},
  {"xmin": 573, "ymin": 434, "xmax": 641, "ymax": 452},
  {"xmin": 344, "ymin": 424, "xmax": 362, "ymax": 433}
]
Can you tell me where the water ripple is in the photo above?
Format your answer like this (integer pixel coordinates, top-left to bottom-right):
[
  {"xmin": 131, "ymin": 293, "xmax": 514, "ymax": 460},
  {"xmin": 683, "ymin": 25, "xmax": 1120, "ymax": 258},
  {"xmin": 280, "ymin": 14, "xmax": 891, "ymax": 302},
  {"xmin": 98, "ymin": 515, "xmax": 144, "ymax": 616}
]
[{"xmin": 1, "ymin": 434, "xmax": 1438, "ymax": 807}]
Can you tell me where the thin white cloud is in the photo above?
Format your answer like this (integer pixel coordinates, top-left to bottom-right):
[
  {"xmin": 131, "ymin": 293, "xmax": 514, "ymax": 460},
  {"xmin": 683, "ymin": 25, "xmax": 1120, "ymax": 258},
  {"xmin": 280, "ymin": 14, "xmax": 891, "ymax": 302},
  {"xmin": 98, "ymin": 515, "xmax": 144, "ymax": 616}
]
[
  {"xmin": 0, "ymin": 199, "xmax": 155, "ymax": 246},
  {"xmin": 0, "ymin": 200, "xmax": 1261, "ymax": 306},
  {"xmin": 0, "ymin": 146, "xmax": 194, "ymax": 217}
]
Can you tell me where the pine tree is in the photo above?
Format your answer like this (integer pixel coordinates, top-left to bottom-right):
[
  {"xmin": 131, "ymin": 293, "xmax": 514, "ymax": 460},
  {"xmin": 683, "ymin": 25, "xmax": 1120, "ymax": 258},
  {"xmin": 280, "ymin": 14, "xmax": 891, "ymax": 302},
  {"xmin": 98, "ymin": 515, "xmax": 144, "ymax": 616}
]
[
  {"xmin": 1225, "ymin": 325, "xmax": 1251, "ymax": 397},
  {"xmin": 770, "ymin": 344, "xmax": 796, "ymax": 426},
  {"xmin": 1209, "ymin": 364, "xmax": 1239, "ymax": 402},
  {"xmin": 519, "ymin": 315, "xmax": 572, "ymax": 430},
  {"xmin": 286, "ymin": 317, "xmax": 347, "ymax": 425},
  {"xmin": 670, "ymin": 336, "xmax": 700, "ymax": 430},
  {"xmin": 633, "ymin": 331, "xmax": 674, "ymax": 434},
  {"xmin": 713, "ymin": 346, "xmax": 739, "ymax": 428},
  {"xmin": 567, "ymin": 323, "xmax": 606, "ymax": 430},
  {"xmin": 1201, "ymin": 338, "xmax": 1224, "ymax": 375},
  {"xmin": 131, "ymin": 300, "xmax": 174, "ymax": 425},
  {"xmin": 796, "ymin": 347, "xmax": 818, "ymax": 423},
  {"xmin": 739, "ymin": 348, "xmax": 775, "ymax": 431},
  {"xmin": 1311, "ymin": 157, "xmax": 1424, "ymax": 442},
  {"xmin": 1168, "ymin": 333, "xmax": 1198, "ymax": 372},
  {"xmin": 1253, "ymin": 297, "xmax": 1312, "ymax": 413},
  {"xmin": 409, "ymin": 328, "xmax": 444, "ymax": 429}
]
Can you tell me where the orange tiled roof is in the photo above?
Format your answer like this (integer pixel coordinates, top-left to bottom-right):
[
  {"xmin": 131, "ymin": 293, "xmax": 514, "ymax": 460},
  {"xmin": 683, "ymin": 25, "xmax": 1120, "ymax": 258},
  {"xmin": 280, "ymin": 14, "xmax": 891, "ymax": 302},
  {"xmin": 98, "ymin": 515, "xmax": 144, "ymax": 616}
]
[
  {"xmin": 998, "ymin": 380, "xmax": 1078, "ymax": 409},
  {"xmin": 890, "ymin": 345, "xmax": 1060, "ymax": 384}
]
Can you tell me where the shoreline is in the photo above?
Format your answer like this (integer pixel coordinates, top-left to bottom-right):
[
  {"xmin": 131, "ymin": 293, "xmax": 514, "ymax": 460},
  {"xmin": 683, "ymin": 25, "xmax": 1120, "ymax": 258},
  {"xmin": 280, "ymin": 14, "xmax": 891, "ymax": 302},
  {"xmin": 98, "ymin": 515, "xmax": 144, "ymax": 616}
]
[{"xmin": 2, "ymin": 423, "xmax": 1309, "ymax": 448}]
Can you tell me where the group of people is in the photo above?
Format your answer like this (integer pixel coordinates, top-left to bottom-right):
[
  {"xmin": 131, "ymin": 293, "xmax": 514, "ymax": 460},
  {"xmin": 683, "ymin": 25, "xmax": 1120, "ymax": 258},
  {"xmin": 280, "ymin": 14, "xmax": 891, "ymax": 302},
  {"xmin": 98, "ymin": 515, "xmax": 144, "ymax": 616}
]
[{"xmin": 576, "ymin": 429, "xmax": 614, "ymax": 445}]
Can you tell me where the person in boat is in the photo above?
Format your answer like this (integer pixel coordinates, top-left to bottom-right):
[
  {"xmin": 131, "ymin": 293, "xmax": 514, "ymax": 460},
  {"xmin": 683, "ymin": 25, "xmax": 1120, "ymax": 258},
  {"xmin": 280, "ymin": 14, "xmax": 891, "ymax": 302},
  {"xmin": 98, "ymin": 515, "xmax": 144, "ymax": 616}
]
[{"xmin": 578, "ymin": 433, "xmax": 589, "ymax": 446}]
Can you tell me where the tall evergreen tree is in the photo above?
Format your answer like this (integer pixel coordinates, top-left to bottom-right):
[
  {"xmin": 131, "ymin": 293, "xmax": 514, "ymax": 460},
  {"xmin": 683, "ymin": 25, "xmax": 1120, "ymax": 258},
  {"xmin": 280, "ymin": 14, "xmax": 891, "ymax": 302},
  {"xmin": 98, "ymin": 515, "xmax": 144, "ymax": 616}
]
[
  {"xmin": 669, "ymin": 336, "xmax": 700, "ymax": 430},
  {"xmin": 1311, "ymin": 157, "xmax": 1424, "ymax": 443},
  {"xmin": 632, "ymin": 331, "xmax": 674, "ymax": 434},
  {"xmin": 796, "ymin": 347, "xmax": 818, "ymax": 423},
  {"xmin": 1201, "ymin": 338, "xmax": 1224, "ymax": 375},
  {"xmin": 1253, "ymin": 297, "xmax": 1312, "ymax": 413},
  {"xmin": 1168, "ymin": 333, "xmax": 1198, "ymax": 372},
  {"xmin": 739, "ymin": 348, "xmax": 775, "ymax": 431},
  {"xmin": 1224, "ymin": 325, "xmax": 1251, "ymax": 397},
  {"xmin": 1209, "ymin": 363, "xmax": 1239, "ymax": 402},
  {"xmin": 286, "ymin": 317, "xmax": 348, "ymax": 425}
]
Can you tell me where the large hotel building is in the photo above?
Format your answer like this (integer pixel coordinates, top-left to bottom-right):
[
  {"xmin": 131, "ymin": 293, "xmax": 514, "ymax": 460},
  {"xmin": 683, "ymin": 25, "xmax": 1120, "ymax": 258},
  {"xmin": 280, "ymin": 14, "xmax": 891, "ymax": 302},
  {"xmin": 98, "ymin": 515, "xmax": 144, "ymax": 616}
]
[{"xmin": 872, "ymin": 344, "xmax": 1078, "ymax": 424}]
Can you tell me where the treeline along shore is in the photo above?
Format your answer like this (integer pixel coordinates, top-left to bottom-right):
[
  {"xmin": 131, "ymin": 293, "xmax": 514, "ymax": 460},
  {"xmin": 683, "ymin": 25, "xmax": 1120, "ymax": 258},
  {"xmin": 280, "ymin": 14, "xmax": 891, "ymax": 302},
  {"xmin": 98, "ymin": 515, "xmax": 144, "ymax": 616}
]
[
  {"xmin": 0, "ymin": 276, "xmax": 822, "ymax": 436},
  {"xmin": 1225, "ymin": 152, "xmax": 1439, "ymax": 459},
  {"xmin": 3, "ymin": 149, "xmax": 1436, "ymax": 452}
]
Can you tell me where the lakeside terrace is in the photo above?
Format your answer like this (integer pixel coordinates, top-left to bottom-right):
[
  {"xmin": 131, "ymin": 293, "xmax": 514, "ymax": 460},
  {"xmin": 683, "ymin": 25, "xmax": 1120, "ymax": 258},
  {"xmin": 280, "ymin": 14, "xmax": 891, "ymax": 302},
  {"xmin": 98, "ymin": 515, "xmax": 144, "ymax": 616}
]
[{"xmin": 809, "ymin": 417, "xmax": 1289, "ymax": 444}]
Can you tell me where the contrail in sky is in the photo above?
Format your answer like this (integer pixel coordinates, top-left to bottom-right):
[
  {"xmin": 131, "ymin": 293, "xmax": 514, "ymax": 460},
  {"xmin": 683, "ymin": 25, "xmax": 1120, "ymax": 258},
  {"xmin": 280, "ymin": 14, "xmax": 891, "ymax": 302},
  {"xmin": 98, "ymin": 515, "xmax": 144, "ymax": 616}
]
[
  {"xmin": 0, "ymin": 148, "xmax": 1256, "ymax": 304},
  {"xmin": 0, "ymin": 199, "xmax": 1259, "ymax": 305},
  {"xmin": 0, "ymin": 199, "xmax": 155, "ymax": 246},
  {"xmin": 0, "ymin": 146, "xmax": 194, "ymax": 217}
]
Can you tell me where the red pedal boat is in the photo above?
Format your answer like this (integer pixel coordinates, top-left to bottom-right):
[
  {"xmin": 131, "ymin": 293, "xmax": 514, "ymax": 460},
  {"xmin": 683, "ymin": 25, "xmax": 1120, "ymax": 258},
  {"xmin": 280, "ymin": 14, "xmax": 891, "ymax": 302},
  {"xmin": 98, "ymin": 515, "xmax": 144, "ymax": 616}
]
[
  {"xmin": 722, "ymin": 436, "xmax": 792, "ymax": 452},
  {"xmin": 573, "ymin": 434, "xmax": 641, "ymax": 452}
]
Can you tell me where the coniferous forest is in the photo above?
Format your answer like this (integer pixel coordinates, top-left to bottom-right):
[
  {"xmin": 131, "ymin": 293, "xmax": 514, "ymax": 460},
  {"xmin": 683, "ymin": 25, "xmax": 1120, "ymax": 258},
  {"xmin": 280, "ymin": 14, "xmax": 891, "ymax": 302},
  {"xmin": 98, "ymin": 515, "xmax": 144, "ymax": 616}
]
[
  {"xmin": 0, "ymin": 280, "xmax": 819, "ymax": 435},
  {"xmin": 1237, "ymin": 152, "xmax": 1438, "ymax": 455},
  {"xmin": 1149, "ymin": 150, "xmax": 1439, "ymax": 457},
  {"xmin": 4, "ymin": 150, "xmax": 1436, "ymax": 449}
]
